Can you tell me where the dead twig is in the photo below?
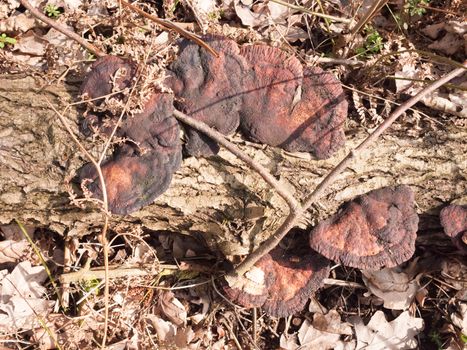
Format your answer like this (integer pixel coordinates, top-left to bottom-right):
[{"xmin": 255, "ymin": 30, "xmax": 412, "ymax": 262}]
[
  {"xmin": 172, "ymin": 110, "xmax": 300, "ymax": 212},
  {"xmin": 18, "ymin": 0, "xmax": 105, "ymax": 57}
]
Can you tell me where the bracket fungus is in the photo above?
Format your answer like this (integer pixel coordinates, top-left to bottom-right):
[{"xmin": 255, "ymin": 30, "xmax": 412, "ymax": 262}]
[
  {"xmin": 75, "ymin": 37, "xmax": 348, "ymax": 214},
  {"xmin": 78, "ymin": 56, "xmax": 182, "ymax": 215},
  {"xmin": 168, "ymin": 36, "xmax": 348, "ymax": 159},
  {"xmin": 223, "ymin": 243, "xmax": 330, "ymax": 317},
  {"xmin": 309, "ymin": 185, "xmax": 419, "ymax": 269},
  {"xmin": 440, "ymin": 204, "xmax": 467, "ymax": 253},
  {"xmin": 239, "ymin": 47, "xmax": 347, "ymax": 159},
  {"xmin": 168, "ymin": 35, "xmax": 249, "ymax": 156}
]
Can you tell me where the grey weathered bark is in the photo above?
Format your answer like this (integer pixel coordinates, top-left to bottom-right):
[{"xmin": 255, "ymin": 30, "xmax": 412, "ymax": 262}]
[{"xmin": 1, "ymin": 73, "xmax": 466, "ymax": 255}]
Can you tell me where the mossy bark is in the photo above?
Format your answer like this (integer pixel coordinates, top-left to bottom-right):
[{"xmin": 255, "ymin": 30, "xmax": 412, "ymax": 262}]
[{"xmin": 1, "ymin": 74, "xmax": 466, "ymax": 255}]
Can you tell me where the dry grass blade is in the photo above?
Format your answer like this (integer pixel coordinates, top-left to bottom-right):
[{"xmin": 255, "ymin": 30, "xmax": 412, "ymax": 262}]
[
  {"xmin": 269, "ymin": 0, "xmax": 351, "ymax": 24},
  {"xmin": 5, "ymin": 281, "xmax": 63, "ymax": 350},
  {"xmin": 120, "ymin": 0, "xmax": 219, "ymax": 57}
]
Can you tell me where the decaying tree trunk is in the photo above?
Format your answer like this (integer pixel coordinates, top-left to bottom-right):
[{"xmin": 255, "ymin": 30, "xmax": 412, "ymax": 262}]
[{"xmin": 1, "ymin": 73, "xmax": 466, "ymax": 256}]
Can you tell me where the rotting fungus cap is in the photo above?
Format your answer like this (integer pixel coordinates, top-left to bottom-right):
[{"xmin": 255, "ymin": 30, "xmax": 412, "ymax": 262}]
[
  {"xmin": 77, "ymin": 56, "xmax": 181, "ymax": 215},
  {"xmin": 309, "ymin": 185, "xmax": 419, "ymax": 269},
  {"xmin": 80, "ymin": 55, "xmax": 137, "ymax": 103}
]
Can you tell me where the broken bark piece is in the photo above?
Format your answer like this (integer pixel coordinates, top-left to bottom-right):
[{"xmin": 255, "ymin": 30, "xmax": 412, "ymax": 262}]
[
  {"xmin": 167, "ymin": 35, "xmax": 249, "ymax": 156},
  {"xmin": 309, "ymin": 185, "xmax": 419, "ymax": 269},
  {"xmin": 77, "ymin": 56, "xmax": 182, "ymax": 215},
  {"xmin": 223, "ymin": 243, "xmax": 330, "ymax": 317},
  {"xmin": 440, "ymin": 204, "xmax": 467, "ymax": 253},
  {"xmin": 239, "ymin": 46, "xmax": 347, "ymax": 159}
]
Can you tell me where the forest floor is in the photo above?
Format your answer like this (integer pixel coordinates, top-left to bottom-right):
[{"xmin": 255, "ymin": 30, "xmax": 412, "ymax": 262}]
[{"xmin": 0, "ymin": 0, "xmax": 466, "ymax": 349}]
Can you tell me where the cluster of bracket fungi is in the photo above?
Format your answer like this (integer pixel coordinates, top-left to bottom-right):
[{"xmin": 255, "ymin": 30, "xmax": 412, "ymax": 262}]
[
  {"xmin": 224, "ymin": 185, "xmax": 419, "ymax": 317},
  {"xmin": 77, "ymin": 35, "xmax": 466, "ymax": 317},
  {"xmin": 78, "ymin": 35, "xmax": 347, "ymax": 215},
  {"xmin": 222, "ymin": 187, "xmax": 466, "ymax": 317}
]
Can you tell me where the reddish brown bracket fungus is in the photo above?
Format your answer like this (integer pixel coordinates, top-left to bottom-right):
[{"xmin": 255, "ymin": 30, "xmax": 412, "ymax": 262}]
[
  {"xmin": 80, "ymin": 55, "xmax": 137, "ymax": 104},
  {"xmin": 223, "ymin": 243, "xmax": 330, "ymax": 317},
  {"xmin": 440, "ymin": 204, "xmax": 467, "ymax": 253},
  {"xmin": 167, "ymin": 36, "xmax": 347, "ymax": 158},
  {"xmin": 77, "ymin": 56, "xmax": 182, "ymax": 215},
  {"xmin": 79, "ymin": 55, "xmax": 137, "ymax": 137},
  {"xmin": 309, "ymin": 185, "xmax": 419, "ymax": 269},
  {"xmin": 239, "ymin": 46, "xmax": 347, "ymax": 159},
  {"xmin": 167, "ymin": 35, "xmax": 250, "ymax": 156}
]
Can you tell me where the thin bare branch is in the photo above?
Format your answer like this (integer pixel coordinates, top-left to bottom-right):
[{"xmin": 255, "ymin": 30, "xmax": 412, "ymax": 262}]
[{"xmin": 173, "ymin": 110, "xmax": 301, "ymax": 212}]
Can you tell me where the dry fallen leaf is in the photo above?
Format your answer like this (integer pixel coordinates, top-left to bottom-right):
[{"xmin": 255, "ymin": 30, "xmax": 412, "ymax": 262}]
[
  {"xmin": 0, "ymin": 261, "xmax": 54, "ymax": 332},
  {"xmin": 233, "ymin": 0, "xmax": 290, "ymax": 28},
  {"xmin": 188, "ymin": 292, "xmax": 210, "ymax": 325},
  {"xmin": 422, "ymin": 21, "xmax": 467, "ymax": 56},
  {"xmin": 451, "ymin": 303, "xmax": 467, "ymax": 337},
  {"xmin": 146, "ymin": 314, "xmax": 177, "ymax": 343},
  {"xmin": 299, "ymin": 319, "xmax": 340, "ymax": 349},
  {"xmin": 362, "ymin": 267, "xmax": 420, "ymax": 310},
  {"xmin": 0, "ymin": 0, "xmax": 17, "ymax": 17},
  {"xmin": 183, "ymin": 0, "xmax": 218, "ymax": 33},
  {"xmin": 313, "ymin": 310, "xmax": 353, "ymax": 336},
  {"xmin": 279, "ymin": 333, "xmax": 299, "ymax": 350},
  {"xmin": 297, "ymin": 311, "xmax": 355, "ymax": 349},
  {"xmin": 0, "ymin": 240, "xmax": 30, "ymax": 264},
  {"xmin": 159, "ymin": 291, "xmax": 187, "ymax": 327},
  {"xmin": 350, "ymin": 311, "xmax": 424, "ymax": 350},
  {"xmin": 441, "ymin": 259, "xmax": 467, "ymax": 297},
  {"xmin": 0, "ymin": 223, "xmax": 35, "ymax": 240}
]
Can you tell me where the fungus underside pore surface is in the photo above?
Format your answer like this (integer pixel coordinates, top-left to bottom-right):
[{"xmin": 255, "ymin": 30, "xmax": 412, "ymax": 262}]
[{"xmin": 309, "ymin": 185, "xmax": 419, "ymax": 269}]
